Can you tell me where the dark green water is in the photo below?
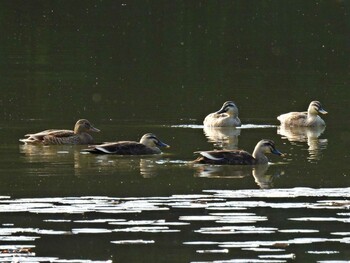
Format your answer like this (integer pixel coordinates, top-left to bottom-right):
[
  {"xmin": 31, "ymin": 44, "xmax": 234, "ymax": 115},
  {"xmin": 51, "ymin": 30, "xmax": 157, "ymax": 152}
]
[{"xmin": 0, "ymin": 1, "xmax": 349, "ymax": 262}]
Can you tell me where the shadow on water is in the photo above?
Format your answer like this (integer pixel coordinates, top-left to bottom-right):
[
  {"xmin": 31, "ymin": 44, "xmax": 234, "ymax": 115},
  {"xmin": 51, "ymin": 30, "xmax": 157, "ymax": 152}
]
[
  {"xmin": 20, "ymin": 145, "xmax": 279, "ymax": 190},
  {"xmin": 277, "ymin": 126, "xmax": 328, "ymax": 162},
  {"xmin": 203, "ymin": 127, "xmax": 241, "ymax": 150},
  {"xmin": 192, "ymin": 163, "xmax": 285, "ymax": 189},
  {"xmin": 19, "ymin": 143, "xmax": 172, "ymax": 179}
]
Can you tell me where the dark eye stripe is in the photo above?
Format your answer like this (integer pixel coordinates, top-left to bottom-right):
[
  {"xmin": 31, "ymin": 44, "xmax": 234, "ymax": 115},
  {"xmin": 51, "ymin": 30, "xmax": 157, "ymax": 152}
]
[
  {"xmin": 312, "ymin": 101, "xmax": 321, "ymax": 108},
  {"xmin": 223, "ymin": 101, "xmax": 236, "ymax": 107},
  {"xmin": 263, "ymin": 140, "xmax": 275, "ymax": 147},
  {"xmin": 225, "ymin": 103, "xmax": 235, "ymax": 109},
  {"xmin": 147, "ymin": 135, "xmax": 157, "ymax": 140}
]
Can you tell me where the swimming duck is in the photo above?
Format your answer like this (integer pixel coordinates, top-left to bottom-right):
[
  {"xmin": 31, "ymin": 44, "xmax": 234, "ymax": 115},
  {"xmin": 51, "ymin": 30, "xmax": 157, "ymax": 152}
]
[
  {"xmin": 19, "ymin": 119, "xmax": 100, "ymax": 145},
  {"xmin": 83, "ymin": 133, "xmax": 169, "ymax": 155},
  {"xmin": 277, "ymin": 101, "xmax": 327, "ymax": 127},
  {"xmin": 192, "ymin": 139, "xmax": 284, "ymax": 165},
  {"xmin": 203, "ymin": 101, "xmax": 241, "ymax": 127}
]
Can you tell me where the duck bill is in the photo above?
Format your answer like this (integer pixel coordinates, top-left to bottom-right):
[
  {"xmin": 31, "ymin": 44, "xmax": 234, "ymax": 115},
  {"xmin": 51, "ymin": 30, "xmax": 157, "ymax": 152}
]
[
  {"xmin": 89, "ymin": 126, "xmax": 100, "ymax": 133},
  {"xmin": 271, "ymin": 148, "xmax": 284, "ymax": 156},
  {"xmin": 216, "ymin": 106, "xmax": 226, "ymax": 114},
  {"xmin": 319, "ymin": 108, "xmax": 328, "ymax": 114},
  {"xmin": 157, "ymin": 141, "xmax": 170, "ymax": 148}
]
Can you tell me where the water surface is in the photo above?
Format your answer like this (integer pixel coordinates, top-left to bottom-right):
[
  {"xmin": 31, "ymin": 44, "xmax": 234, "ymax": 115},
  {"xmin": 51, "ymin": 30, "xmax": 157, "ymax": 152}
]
[{"xmin": 0, "ymin": 1, "xmax": 349, "ymax": 262}]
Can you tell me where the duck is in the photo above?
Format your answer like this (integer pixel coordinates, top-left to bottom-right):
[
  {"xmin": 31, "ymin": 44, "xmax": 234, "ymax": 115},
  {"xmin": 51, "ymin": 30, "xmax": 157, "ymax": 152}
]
[
  {"xmin": 192, "ymin": 139, "xmax": 284, "ymax": 165},
  {"xmin": 19, "ymin": 119, "xmax": 100, "ymax": 145},
  {"xmin": 82, "ymin": 133, "xmax": 170, "ymax": 155},
  {"xmin": 277, "ymin": 101, "xmax": 327, "ymax": 127},
  {"xmin": 203, "ymin": 101, "xmax": 241, "ymax": 127}
]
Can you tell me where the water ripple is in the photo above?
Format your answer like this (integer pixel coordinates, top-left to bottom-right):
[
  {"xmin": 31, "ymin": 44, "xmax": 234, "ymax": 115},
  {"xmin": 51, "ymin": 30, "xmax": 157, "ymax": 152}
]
[{"xmin": 0, "ymin": 187, "xmax": 348, "ymax": 262}]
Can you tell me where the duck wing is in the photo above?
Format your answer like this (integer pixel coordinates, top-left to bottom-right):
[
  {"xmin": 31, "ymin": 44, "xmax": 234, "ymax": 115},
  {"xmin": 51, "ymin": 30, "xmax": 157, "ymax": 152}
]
[
  {"xmin": 194, "ymin": 150, "xmax": 256, "ymax": 165},
  {"xmin": 24, "ymin": 129, "xmax": 74, "ymax": 137},
  {"xmin": 20, "ymin": 129, "xmax": 74, "ymax": 144},
  {"xmin": 84, "ymin": 141, "xmax": 157, "ymax": 155},
  {"xmin": 278, "ymin": 112, "xmax": 307, "ymax": 126}
]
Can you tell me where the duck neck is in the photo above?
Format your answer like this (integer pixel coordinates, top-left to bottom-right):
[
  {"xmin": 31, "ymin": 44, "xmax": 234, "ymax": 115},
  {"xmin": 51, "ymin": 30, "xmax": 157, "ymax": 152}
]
[
  {"xmin": 252, "ymin": 147, "xmax": 269, "ymax": 164},
  {"xmin": 306, "ymin": 111, "xmax": 320, "ymax": 124},
  {"xmin": 308, "ymin": 112, "xmax": 318, "ymax": 117},
  {"xmin": 228, "ymin": 109, "xmax": 238, "ymax": 118},
  {"xmin": 74, "ymin": 126, "xmax": 82, "ymax": 134},
  {"xmin": 307, "ymin": 106, "xmax": 319, "ymax": 118}
]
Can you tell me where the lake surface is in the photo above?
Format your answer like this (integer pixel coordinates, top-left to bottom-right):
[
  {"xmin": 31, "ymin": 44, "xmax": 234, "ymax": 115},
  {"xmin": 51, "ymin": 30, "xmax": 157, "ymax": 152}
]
[{"xmin": 0, "ymin": 1, "xmax": 349, "ymax": 262}]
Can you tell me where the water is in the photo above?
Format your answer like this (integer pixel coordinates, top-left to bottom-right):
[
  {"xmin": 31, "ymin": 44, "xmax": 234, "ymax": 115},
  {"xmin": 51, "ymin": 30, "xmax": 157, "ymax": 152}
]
[{"xmin": 0, "ymin": 1, "xmax": 349, "ymax": 262}]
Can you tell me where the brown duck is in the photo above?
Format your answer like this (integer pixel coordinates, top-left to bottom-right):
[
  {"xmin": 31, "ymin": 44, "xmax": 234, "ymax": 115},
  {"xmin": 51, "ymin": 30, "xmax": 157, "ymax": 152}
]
[
  {"xmin": 83, "ymin": 133, "xmax": 169, "ymax": 155},
  {"xmin": 193, "ymin": 139, "xmax": 284, "ymax": 165},
  {"xmin": 19, "ymin": 119, "xmax": 100, "ymax": 145}
]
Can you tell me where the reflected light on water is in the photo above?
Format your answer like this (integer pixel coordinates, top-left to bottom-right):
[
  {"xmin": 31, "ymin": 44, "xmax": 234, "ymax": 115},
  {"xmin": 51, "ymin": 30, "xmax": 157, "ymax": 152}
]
[{"xmin": 0, "ymin": 187, "xmax": 348, "ymax": 261}]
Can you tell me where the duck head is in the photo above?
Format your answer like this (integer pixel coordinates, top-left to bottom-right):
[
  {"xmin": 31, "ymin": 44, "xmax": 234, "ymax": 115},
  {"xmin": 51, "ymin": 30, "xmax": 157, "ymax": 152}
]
[
  {"xmin": 140, "ymin": 133, "xmax": 170, "ymax": 148},
  {"xmin": 216, "ymin": 101, "xmax": 239, "ymax": 117},
  {"xmin": 74, "ymin": 119, "xmax": 100, "ymax": 134},
  {"xmin": 308, "ymin": 101, "xmax": 327, "ymax": 115},
  {"xmin": 256, "ymin": 139, "xmax": 284, "ymax": 156}
]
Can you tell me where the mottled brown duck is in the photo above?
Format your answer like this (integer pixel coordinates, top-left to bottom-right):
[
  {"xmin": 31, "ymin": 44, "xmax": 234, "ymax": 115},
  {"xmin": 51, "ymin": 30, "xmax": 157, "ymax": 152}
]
[{"xmin": 19, "ymin": 119, "xmax": 100, "ymax": 145}]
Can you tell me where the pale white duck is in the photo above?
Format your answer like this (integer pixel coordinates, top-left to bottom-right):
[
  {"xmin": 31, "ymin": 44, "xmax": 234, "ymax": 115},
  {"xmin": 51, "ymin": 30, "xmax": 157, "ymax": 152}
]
[
  {"xmin": 277, "ymin": 101, "xmax": 327, "ymax": 127},
  {"xmin": 203, "ymin": 101, "xmax": 241, "ymax": 127}
]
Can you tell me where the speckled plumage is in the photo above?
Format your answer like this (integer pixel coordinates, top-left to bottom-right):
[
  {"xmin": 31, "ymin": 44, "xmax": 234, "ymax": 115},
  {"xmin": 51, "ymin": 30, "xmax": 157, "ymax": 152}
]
[
  {"xmin": 203, "ymin": 101, "xmax": 241, "ymax": 127},
  {"xmin": 83, "ymin": 133, "xmax": 169, "ymax": 155},
  {"xmin": 19, "ymin": 119, "xmax": 100, "ymax": 145},
  {"xmin": 192, "ymin": 139, "xmax": 284, "ymax": 165},
  {"xmin": 277, "ymin": 101, "xmax": 327, "ymax": 127}
]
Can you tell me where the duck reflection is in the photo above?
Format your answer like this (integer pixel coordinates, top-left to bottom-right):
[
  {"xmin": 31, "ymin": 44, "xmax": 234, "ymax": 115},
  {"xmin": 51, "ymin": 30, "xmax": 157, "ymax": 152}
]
[
  {"xmin": 20, "ymin": 144, "xmax": 166, "ymax": 177},
  {"xmin": 252, "ymin": 164, "xmax": 284, "ymax": 189},
  {"xmin": 193, "ymin": 165, "xmax": 251, "ymax": 179},
  {"xmin": 277, "ymin": 126, "xmax": 327, "ymax": 161},
  {"xmin": 19, "ymin": 144, "xmax": 79, "ymax": 163},
  {"xmin": 140, "ymin": 158, "xmax": 160, "ymax": 178},
  {"xmin": 19, "ymin": 144, "xmax": 83, "ymax": 176},
  {"xmin": 203, "ymin": 126, "xmax": 241, "ymax": 150},
  {"xmin": 78, "ymin": 154, "xmax": 164, "ymax": 178},
  {"xmin": 193, "ymin": 164, "xmax": 283, "ymax": 189}
]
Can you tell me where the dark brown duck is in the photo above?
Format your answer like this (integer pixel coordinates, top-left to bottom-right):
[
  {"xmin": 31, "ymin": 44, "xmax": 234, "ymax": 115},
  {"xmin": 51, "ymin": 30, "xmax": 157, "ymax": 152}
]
[
  {"xmin": 193, "ymin": 139, "xmax": 284, "ymax": 165},
  {"xmin": 83, "ymin": 133, "xmax": 169, "ymax": 155}
]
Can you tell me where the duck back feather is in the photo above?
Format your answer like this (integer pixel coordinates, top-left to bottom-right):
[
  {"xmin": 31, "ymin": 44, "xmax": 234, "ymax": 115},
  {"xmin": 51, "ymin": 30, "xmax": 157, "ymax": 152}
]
[
  {"xmin": 85, "ymin": 141, "xmax": 161, "ymax": 155},
  {"xmin": 193, "ymin": 150, "xmax": 257, "ymax": 165},
  {"xmin": 83, "ymin": 133, "xmax": 169, "ymax": 155},
  {"xmin": 19, "ymin": 119, "xmax": 99, "ymax": 145}
]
